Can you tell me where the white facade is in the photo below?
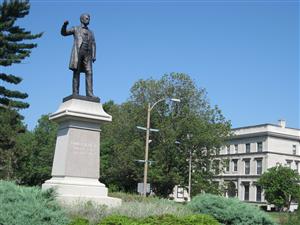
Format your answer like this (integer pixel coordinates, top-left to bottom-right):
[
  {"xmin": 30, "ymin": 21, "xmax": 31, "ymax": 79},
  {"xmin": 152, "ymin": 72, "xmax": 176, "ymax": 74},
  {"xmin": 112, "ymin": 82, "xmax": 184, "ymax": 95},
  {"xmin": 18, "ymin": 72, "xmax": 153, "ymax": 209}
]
[{"xmin": 213, "ymin": 120, "xmax": 300, "ymax": 208}]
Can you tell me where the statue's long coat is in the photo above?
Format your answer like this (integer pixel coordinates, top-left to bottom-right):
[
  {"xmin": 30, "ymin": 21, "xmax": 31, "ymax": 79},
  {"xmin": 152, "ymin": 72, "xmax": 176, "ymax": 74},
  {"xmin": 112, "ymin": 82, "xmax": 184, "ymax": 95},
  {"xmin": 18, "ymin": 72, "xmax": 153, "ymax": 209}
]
[{"xmin": 61, "ymin": 24, "xmax": 96, "ymax": 71}]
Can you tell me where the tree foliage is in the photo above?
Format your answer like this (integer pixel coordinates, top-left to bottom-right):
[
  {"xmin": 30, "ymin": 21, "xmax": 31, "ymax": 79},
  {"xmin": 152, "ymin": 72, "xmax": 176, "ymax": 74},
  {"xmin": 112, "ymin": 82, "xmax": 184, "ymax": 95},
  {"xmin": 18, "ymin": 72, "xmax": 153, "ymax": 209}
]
[
  {"xmin": 258, "ymin": 165, "xmax": 300, "ymax": 211},
  {"xmin": 0, "ymin": 114, "xmax": 58, "ymax": 185},
  {"xmin": 18, "ymin": 114, "xmax": 58, "ymax": 186},
  {"xmin": 0, "ymin": 0, "xmax": 42, "ymax": 181},
  {"xmin": 0, "ymin": 0, "xmax": 42, "ymax": 109},
  {"xmin": 0, "ymin": 107, "xmax": 26, "ymax": 179},
  {"xmin": 100, "ymin": 73, "xmax": 231, "ymax": 197}
]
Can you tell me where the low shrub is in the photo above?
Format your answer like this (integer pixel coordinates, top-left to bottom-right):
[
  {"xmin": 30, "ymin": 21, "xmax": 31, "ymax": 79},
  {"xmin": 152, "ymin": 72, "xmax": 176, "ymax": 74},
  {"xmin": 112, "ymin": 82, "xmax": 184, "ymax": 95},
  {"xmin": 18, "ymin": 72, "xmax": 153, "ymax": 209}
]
[
  {"xmin": 110, "ymin": 199, "xmax": 192, "ymax": 218},
  {"xmin": 284, "ymin": 209, "xmax": 300, "ymax": 225},
  {"xmin": 99, "ymin": 215, "xmax": 138, "ymax": 225},
  {"xmin": 267, "ymin": 212, "xmax": 289, "ymax": 225},
  {"xmin": 100, "ymin": 214, "xmax": 220, "ymax": 225},
  {"xmin": 142, "ymin": 214, "xmax": 220, "ymax": 225},
  {"xmin": 108, "ymin": 192, "xmax": 158, "ymax": 203},
  {"xmin": 69, "ymin": 217, "xmax": 90, "ymax": 225},
  {"xmin": 0, "ymin": 181, "xmax": 69, "ymax": 225},
  {"xmin": 66, "ymin": 201, "xmax": 108, "ymax": 224},
  {"xmin": 66, "ymin": 194, "xmax": 192, "ymax": 224},
  {"xmin": 188, "ymin": 194, "xmax": 276, "ymax": 225}
]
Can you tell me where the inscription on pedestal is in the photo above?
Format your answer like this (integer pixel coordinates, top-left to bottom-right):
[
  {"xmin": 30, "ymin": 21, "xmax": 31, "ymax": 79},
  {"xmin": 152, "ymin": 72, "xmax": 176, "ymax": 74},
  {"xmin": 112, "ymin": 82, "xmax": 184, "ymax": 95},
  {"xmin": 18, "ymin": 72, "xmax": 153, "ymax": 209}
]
[
  {"xmin": 71, "ymin": 141, "xmax": 98, "ymax": 156},
  {"xmin": 63, "ymin": 127, "xmax": 100, "ymax": 178}
]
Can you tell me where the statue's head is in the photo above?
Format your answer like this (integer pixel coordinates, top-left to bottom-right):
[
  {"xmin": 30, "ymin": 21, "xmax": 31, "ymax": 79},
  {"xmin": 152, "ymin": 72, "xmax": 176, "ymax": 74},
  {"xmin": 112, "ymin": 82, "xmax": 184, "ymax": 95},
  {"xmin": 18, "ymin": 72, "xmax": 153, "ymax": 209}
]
[{"xmin": 80, "ymin": 13, "xmax": 90, "ymax": 26}]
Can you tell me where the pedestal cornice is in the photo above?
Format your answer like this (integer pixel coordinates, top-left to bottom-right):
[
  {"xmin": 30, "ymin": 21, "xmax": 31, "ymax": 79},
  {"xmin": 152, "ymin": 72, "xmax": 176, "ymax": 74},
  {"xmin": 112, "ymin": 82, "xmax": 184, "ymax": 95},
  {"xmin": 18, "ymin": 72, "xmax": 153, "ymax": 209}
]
[{"xmin": 50, "ymin": 97, "xmax": 112, "ymax": 123}]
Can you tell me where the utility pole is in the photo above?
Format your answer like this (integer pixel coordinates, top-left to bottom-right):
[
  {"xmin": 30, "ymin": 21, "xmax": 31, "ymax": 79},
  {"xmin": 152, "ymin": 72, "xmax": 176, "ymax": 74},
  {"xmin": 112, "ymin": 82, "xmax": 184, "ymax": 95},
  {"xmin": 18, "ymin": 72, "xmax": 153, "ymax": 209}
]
[
  {"xmin": 138, "ymin": 98, "xmax": 180, "ymax": 197},
  {"xmin": 143, "ymin": 103, "xmax": 151, "ymax": 197}
]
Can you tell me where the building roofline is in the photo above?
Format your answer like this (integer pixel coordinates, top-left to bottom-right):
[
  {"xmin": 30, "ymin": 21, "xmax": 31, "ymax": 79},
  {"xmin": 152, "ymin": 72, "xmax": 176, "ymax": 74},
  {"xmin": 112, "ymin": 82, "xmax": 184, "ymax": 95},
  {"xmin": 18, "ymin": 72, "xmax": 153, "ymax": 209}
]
[
  {"xmin": 232, "ymin": 123, "xmax": 300, "ymax": 131},
  {"xmin": 228, "ymin": 131, "xmax": 300, "ymax": 141}
]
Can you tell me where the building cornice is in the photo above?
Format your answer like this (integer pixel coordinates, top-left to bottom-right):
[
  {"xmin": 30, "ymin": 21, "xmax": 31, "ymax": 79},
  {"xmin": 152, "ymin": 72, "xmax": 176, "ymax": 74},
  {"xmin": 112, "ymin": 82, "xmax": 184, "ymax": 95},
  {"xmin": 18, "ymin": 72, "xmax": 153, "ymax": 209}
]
[
  {"xmin": 228, "ymin": 131, "xmax": 300, "ymax": 141},
  {"xmin": 232, "ymin": 123, "xmax": 300, "ymax": 131},
  {"xmin": 215, "ymin": 151, "xmax": 300, "ymax": 158},
  {"xmin": 214, "ymin": 175, "xmax": 261, "ymax": 179}
]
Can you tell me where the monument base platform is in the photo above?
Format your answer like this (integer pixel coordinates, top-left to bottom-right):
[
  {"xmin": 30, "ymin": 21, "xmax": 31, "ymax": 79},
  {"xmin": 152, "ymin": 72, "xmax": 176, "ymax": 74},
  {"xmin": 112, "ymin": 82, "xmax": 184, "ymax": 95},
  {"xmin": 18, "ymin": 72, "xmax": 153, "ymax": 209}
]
[
  {"xmin": 42, "ymin": 177, "xmax": 121, "ymax": 207},
  {"xmin": 42, "ymin": 97, "xmax": 121, "ymax": 207}
]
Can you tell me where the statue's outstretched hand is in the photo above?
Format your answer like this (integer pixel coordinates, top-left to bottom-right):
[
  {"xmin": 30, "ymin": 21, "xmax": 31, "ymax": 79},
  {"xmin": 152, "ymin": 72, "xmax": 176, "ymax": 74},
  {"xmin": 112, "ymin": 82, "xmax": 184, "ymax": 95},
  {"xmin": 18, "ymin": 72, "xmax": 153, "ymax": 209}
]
[{"xmin": 63, "ymin": 20, "xmax": 69, "ymax": 26}]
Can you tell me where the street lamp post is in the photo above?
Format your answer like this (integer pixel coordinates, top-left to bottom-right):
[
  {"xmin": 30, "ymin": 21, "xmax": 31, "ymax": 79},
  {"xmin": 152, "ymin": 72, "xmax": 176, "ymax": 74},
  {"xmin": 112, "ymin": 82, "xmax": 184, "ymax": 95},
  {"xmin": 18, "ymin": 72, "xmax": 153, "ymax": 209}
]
[
  {"xmin": 142, "ymin": 98, "xmax": 180, "ymax": 197},
  {"xmin": 143, "ymin": 102, "xmax": 151, "ymax": 197}
]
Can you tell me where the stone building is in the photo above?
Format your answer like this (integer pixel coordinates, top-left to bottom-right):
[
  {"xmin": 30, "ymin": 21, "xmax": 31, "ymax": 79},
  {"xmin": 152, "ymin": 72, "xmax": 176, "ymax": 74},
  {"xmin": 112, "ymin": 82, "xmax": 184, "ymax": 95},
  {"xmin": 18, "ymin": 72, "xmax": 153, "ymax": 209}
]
[{"xmin": 213, "ymin": 120, "xmax": 300, "ymax": 210}]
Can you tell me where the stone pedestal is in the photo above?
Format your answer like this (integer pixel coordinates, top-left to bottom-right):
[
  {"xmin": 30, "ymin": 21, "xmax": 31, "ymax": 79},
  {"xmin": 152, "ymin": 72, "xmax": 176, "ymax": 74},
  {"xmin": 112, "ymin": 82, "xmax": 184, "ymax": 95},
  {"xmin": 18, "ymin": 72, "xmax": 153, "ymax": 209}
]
[{"xmin": 42, "ymin": 96, "xmax": 121, "ymax": 207}]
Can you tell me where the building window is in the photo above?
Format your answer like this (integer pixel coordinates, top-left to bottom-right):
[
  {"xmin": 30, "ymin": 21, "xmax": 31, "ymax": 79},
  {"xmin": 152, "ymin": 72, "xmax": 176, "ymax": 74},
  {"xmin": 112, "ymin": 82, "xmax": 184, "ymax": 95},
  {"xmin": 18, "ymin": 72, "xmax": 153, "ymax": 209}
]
[
  {"xmin": 293, "ymin": 145, "xmax": 297, "ymax": 155},
  {"xmin": 227, "ymin": 181, "xmax": 237, "ymax": 198},
  {"xmin": 234, "ymin": 144, "xmax": 238, "ymax": 153},
  {"xmin": 256, "ymin": 185, "xmax": 262, "ymax": 202},
  {"xmin": 245, "ymin": 160, "xmax": 250, "ymax": 174},
  {"xmin": 286, "ymin": 160, "xmax": 292, "ymax": 168},
  {"xmin": 233, "ymin": 160, "xmax": 238, "ymax": 172},
  {"xmin": 257, "ymin": 142, "xmax": 263, "ymax": 152},
  {"xmin": 225, "ymin": 159, "xmax": 230, "ymax": 172},
  {"xmin": 296, "ymin": 162, "xmax": 299, "ymax": 174},
  {"xmin": 227, "ymin": 145, "xmax": 230, "ymax": 154},
  {"xmin": 256, "ymin": 159, "xmax": 262, "ymax": 175},
  {"xmin": 244, "ymin": 183, "xmax": 250, "ymax": 201},
  {"xmin": 246, "ymin": 143, "xmax": 251, "ymax": 153}
]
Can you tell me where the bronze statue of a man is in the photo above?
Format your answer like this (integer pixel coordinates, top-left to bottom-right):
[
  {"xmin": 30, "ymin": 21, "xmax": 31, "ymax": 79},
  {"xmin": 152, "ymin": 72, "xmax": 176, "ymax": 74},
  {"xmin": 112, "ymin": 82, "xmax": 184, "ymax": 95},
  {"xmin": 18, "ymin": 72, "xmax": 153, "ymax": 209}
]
[{"xmin": 61, "ymin": 13, "xmax": 96, "ymax": 97}]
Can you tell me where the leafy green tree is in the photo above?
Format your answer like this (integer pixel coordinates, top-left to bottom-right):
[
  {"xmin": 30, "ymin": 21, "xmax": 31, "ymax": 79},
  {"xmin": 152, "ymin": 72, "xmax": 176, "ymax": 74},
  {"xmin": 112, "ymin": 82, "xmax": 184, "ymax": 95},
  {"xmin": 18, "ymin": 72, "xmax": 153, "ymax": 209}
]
[
  {"xmin": 21, "ymin": 115, "xmax": 58, "ymax": 186},
  {"xmin": 0, "ymin": 0, "xmax": 42, "ymax": 109},
  {"xmin": 13, "ymin": 128, "xmax": 34, "ymax": 182},
  {"xmin": 0, "ymin": 113, "xmax": 57, "ymax": 185},
  {"xmin": 101, "ymin": 73, "xmax": 231, "ymax": 196},
  {"xmin": 258, "ymin": 165, "xmax": 300, "ymax": 211},
  {"xmin": 101, "ymin": 101, "xmax": 145, "ymax": 192}
]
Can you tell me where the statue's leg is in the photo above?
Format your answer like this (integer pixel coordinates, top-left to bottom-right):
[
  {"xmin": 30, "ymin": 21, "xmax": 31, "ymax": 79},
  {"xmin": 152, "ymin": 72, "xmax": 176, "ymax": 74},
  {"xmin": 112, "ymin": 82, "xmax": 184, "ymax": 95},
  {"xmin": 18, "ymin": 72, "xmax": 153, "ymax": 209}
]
[
  {"xmin": 73, "ymin": 71, "xmax": 80, "ymax": 95},
  {"xmin": 86, "ymin": 71, "xmax": 94, "ymax": 97}
]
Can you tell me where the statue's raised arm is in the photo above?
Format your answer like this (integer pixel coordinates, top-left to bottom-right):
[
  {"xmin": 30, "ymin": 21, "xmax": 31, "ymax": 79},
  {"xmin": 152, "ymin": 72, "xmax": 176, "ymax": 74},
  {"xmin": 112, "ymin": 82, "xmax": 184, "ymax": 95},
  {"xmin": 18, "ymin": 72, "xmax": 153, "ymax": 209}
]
[{"xmin": 61, "ymin": 20, "xmax": 74, "ymax": 36}]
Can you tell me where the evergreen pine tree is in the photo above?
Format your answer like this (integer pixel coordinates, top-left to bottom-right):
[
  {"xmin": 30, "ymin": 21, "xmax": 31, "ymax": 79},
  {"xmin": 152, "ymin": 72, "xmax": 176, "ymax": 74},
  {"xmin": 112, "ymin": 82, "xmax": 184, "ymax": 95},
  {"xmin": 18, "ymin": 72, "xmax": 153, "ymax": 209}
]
[
  {"xmin": 0, "ymin": 0, "xmax": 42, "ymax": 180},
  {"xmin": 0, "ymin": 0, "xmax": 42, "ymax": 109}
]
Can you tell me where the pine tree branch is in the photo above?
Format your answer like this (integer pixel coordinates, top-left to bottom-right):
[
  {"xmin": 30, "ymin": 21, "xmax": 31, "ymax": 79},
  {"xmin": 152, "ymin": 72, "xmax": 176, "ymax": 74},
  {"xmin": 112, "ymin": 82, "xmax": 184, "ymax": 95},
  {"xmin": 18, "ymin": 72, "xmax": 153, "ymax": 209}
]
[
  {"xmin": 0, "ymin": 19, "xmax": 15, "ymax": 30},
  {"xmin": 0, "ymin": 86, "xmax": 28, "ymax": 99},
  {"xmin": 0, "ymin": 0, "xmax": 40, "ymax": 110},
  {"xmin": 0, "ymin": 73, "xmax": 22, "ymax": 84},
  {"xmin": 0, "ymin": 0, "xmax": 30, "ymax": 20},
  {"xmin": 0, "ymin": 97, "xmax": 29, "ymax": 109}
]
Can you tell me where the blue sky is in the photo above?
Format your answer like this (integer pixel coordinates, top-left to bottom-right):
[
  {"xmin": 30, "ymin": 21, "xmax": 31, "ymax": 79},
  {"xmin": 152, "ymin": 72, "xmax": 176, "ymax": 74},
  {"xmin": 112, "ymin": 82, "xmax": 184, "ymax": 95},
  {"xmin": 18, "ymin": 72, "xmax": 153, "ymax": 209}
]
[{"xmin": 3, "ymin": 0, "xmax": 299, "ymax": 130}]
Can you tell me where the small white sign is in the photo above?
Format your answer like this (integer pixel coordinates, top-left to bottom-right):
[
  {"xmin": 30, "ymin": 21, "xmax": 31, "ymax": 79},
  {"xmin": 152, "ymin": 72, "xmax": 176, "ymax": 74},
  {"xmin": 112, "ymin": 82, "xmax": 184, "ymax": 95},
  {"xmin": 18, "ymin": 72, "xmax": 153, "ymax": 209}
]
[{"xmin": 137, "ymin": 183, "xmax": 150, "ymax": 194}]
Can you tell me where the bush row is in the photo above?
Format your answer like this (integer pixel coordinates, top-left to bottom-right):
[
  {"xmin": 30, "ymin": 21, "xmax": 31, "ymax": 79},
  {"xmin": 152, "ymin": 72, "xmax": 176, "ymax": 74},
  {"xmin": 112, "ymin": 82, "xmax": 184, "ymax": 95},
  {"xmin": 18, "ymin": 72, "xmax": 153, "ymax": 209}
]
[
  {"xmin": 187, "ymin": 194, "xmax": 276, "ymax": 225},
  {"xmin": 70, "ymin": 214, "xmax": 220, "ymax": 225},
  {"xmin": 0, "ymin": 181, "xmax": 69, "ymax": 225},
  {"xmin": 0, "ymin": 181, "xmax": 279, "ymax": 225}
]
